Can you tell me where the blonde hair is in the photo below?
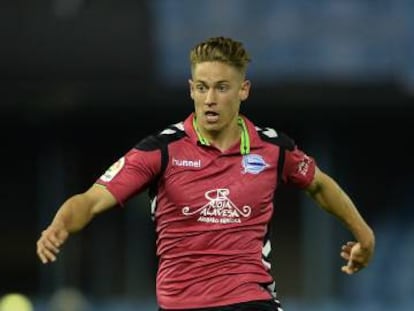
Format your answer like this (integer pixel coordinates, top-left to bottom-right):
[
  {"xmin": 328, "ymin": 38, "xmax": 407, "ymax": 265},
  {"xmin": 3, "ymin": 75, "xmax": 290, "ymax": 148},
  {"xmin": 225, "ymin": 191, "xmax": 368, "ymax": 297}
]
[{"xmin": 190, "ymin": 37, "xmax": 251, "ymax": 75}]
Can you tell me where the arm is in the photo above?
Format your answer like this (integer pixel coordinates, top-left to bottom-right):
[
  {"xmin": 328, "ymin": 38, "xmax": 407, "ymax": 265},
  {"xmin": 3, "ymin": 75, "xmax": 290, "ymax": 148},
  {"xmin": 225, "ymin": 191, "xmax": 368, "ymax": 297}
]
[
  {"xmin": 36, "ymin": 184, "xmax": 117, "ymax": 264},
  {"xmin": 305, "ymin": 167, "xmax": 375, "ymax": 274}
]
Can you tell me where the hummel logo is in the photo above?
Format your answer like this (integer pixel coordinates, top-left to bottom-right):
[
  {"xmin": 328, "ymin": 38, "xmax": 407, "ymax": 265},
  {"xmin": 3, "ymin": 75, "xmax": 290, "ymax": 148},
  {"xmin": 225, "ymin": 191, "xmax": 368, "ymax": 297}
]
[{"xmin": 172, "ymin": 158, "xmax": 201, "ymax": 168}]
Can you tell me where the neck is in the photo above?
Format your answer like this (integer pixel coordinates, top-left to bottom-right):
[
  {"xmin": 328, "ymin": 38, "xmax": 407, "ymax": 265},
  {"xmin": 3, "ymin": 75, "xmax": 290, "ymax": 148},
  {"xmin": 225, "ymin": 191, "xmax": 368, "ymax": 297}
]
[
  {"xmin": 207, "ymin": 126, "xmax": 241, "ymax": 152},
  {"xmin": 199, "ymin": 117, "xmax": 241, "ymax": 152}
]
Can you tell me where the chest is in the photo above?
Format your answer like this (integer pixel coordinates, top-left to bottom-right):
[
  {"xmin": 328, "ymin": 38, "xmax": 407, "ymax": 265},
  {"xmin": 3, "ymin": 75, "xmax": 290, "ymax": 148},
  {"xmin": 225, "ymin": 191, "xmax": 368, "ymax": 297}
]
[{"xmin": 161, "ymin": 143, "xmax": 279, "ymax": 211}]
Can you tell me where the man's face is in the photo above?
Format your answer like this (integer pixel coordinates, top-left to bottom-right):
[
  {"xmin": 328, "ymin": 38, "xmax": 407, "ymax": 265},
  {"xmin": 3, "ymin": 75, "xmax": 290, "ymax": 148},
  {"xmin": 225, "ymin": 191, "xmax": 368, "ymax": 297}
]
[{"xmin": 189, "ymin": 61, "xmax": 250, "ymax": 135}]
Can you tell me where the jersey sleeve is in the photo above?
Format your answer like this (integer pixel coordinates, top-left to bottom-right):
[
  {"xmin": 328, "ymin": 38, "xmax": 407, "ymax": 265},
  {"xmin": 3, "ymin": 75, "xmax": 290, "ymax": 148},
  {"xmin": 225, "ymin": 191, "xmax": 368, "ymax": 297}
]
[
  {"xmin": 281, "ymin": 145, "xmax": 316, "ymax": 189},
  {"xmin": 96, "ymin": 144, "xmax": 162, "ymax": 206}
]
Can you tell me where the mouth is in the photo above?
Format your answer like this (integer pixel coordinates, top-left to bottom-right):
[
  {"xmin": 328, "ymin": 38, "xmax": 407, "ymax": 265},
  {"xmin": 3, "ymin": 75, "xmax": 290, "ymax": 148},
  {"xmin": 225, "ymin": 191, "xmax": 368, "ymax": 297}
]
[{"xmin": 205, "ymin": 111, "xmax": 219, "ymax": 123}]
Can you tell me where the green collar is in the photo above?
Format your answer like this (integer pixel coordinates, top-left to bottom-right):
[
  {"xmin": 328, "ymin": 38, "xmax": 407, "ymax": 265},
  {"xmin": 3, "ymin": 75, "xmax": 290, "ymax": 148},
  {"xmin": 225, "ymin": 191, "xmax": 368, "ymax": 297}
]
[{"xmin": 192, "ymin": 115, "xmax": 250, "ymax": 155}]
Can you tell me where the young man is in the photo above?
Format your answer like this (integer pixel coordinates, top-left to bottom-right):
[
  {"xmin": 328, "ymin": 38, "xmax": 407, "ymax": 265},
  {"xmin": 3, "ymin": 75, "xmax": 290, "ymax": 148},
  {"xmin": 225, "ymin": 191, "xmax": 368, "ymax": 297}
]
[{"xmin": 37, "ymin": 37, "xmax": 375, "ymax": 311}]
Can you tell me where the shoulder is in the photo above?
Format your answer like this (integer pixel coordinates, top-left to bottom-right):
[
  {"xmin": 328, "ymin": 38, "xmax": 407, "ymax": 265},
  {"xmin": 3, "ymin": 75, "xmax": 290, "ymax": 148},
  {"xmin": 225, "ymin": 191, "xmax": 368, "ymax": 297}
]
[
  {"xmin": 134, "ymin": 122, "xmax": 186, "ymax": 151},
  {"xmin": 254, "ymin": 125, "xmax": 295, "ymax": 151}
]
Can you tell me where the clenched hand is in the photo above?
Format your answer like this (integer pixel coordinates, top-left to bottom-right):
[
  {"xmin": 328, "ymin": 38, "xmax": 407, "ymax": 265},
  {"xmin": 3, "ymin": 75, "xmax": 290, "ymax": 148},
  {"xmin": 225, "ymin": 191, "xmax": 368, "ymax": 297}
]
[{"xmin": 340, "ymin": 241, "xmax": 374, "ymax": 274}]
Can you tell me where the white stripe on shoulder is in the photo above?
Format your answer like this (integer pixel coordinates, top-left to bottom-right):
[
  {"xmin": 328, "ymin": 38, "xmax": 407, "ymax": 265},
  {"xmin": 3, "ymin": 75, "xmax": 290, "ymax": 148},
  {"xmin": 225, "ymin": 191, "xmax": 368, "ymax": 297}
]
[
  {"xmin": 160, "ymin": 128, "xmax": 176, "ymax": 135},
  {"xmin": 160, "ymin": 122, "xmax": 184, "ymax": 135},
  {"xmin": 173, "ymin": 122, "xmax": 184, "ymax": 131},
  {"xmin": 262, "ymin": 127, "xmax": 278, "ymax": 138}
]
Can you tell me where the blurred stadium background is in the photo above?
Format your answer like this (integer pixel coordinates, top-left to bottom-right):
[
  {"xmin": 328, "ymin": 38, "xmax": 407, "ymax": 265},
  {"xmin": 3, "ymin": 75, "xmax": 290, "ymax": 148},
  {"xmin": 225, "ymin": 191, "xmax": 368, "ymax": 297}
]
[{"xmin": 1, "ymin": 0, "xmax": 413, "ymax": 310}]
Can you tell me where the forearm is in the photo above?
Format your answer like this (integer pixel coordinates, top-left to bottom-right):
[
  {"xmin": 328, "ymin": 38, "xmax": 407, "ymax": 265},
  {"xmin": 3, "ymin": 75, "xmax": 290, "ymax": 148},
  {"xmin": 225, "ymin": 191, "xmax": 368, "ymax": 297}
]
[
  {"xmin": 51, "ymin": 194, "xmax": 96, "ymax": 233},
  {"xmin": 37, "ymin": 185, "xmax": 115, "ymax": 264},
  {"xmin": 308, "ymin": 174, "xmax": 375, "ymax": 249}
]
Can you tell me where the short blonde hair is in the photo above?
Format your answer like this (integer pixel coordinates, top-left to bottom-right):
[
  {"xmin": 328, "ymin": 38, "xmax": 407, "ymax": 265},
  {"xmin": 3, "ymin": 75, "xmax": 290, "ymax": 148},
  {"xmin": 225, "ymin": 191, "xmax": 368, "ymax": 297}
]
[{"xmin": 190, "ymin": 37, "xmax": 251, "ymax": 75}]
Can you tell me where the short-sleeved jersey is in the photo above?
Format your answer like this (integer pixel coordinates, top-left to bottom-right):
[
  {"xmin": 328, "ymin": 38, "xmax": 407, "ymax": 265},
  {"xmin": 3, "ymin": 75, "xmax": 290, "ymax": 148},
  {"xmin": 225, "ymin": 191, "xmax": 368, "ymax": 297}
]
[{"xmin": 96, "ymin": 114, "xmax": 316, "ymax": 310}]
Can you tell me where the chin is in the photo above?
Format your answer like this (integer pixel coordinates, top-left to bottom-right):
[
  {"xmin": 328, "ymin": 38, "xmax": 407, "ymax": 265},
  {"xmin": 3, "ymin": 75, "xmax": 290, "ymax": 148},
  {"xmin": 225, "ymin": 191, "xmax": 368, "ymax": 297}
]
[{"xmin": 203, "ymin": 122, "xmax": 222, "ymax": 132}]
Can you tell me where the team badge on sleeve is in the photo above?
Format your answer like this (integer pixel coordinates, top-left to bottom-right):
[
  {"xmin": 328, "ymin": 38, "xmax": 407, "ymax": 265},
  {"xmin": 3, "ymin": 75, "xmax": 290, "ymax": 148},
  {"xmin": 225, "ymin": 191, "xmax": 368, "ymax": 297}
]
[
  {"xmin": 100, "ymin": 157, "xmax": 125, "ymax": 182},
  {"xmin": 297, "ymin": 155, "xmax": 312, "ymax": 176}
]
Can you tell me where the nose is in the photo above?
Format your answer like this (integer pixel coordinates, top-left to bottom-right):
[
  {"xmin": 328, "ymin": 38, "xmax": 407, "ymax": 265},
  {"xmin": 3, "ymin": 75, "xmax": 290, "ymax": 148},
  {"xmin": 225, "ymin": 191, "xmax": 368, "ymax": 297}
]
[{"xmin": 205, "ymin": 88, "xmax": 217, "ymax": 106}]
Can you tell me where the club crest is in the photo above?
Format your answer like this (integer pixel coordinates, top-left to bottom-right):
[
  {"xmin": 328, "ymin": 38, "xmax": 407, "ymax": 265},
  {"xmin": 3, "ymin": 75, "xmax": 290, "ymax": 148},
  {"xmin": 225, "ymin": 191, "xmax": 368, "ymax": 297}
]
[{"xmin": 242, "ymin": 154, "xmax": 269, "ymax": 174}]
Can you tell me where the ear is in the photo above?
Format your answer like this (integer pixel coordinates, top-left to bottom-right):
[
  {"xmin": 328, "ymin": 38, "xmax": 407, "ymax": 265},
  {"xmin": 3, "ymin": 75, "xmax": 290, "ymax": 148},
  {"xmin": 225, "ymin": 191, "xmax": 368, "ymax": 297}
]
[
  {"xmin": 188, "ymin": 79, "xmax": 194, "ymax": 100},
  {"xmin": 239, "ymin": 80, "xmax": 251, "ymax": 101}
]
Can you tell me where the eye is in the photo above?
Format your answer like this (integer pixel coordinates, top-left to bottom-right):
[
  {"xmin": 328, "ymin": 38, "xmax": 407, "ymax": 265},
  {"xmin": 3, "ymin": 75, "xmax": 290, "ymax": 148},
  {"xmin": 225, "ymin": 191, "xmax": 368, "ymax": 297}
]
[
  {"xmin": 217, "ymin": 84, "xmax": 229, "ymax": 92},
  {"xmin": 195, "ymin": 84, "xmax": 207, "ymax": 92}
]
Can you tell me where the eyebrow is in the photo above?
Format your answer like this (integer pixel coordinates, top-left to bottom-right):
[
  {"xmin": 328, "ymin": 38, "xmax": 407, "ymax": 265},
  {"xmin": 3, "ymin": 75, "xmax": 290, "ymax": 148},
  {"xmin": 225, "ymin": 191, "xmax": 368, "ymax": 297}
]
[{"xmin": 194, "ymin": 80, "xmax": 230, "ymax": 85}]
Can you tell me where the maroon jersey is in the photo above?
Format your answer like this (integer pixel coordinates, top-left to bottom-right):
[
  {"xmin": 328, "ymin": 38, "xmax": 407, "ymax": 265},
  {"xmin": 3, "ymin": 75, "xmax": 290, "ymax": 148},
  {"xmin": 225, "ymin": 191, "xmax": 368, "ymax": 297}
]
[{"xmin": 96, "ymin": 114, "xmax": 316, "ymax": 309}]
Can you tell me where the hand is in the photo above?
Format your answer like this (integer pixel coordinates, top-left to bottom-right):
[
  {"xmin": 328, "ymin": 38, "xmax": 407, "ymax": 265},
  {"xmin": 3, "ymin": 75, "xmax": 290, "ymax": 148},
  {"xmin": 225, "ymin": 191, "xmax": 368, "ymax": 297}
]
[
  {"xmin": 36, "ymin": 222, "xmax": 69, "ymax": 264},
  {"xmin": 340, "ymin": 241, "xmax": 373, "ymax": 275}
]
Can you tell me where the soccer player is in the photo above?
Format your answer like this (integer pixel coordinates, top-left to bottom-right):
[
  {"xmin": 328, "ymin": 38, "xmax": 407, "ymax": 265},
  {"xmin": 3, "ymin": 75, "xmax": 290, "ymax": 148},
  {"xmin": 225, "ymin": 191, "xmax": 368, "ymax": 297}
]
[{"xmin": 36, "ymin": 37, "xmax": 375, "ymax": 311}]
